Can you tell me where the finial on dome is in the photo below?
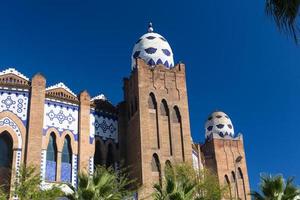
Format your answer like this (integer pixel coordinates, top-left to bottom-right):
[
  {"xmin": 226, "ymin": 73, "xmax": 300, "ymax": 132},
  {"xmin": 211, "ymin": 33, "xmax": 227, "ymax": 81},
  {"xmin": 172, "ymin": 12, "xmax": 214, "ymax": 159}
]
[{"xmin": 148, "ymin": 22, "xmax": 154, "ymax": 33}]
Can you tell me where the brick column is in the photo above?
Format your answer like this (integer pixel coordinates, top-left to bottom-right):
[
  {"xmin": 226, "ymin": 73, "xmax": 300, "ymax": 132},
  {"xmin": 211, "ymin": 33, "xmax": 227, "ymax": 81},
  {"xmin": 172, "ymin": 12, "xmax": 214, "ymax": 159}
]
[
  {"xmin": 25, "ymin": 73, "xmax": 46, "ymax": 168},
  {"xmin": 78, "ymin": 91, "xmax": 91, "ymax": 173}
]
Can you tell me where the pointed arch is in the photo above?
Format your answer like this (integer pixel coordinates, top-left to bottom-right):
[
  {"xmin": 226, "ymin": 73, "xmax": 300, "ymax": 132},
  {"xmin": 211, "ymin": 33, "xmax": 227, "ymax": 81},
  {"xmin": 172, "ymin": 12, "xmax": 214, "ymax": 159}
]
[
  {"xmin": 61, "ymin": 135, "xmax": 72, "ymax": 183},
  {"xmin": 46, "ymin": 132, "xmax": 58, "ymax": 181},
  {"xmin": 238, "ymin": 167, "xmax": 247, "ymax": 200},
  {"xmin": 224, "ymin": 174, "xmax": 232, "ymax": 199},
  {"xmin": 160, "ymin": 99, "xmax": 172, "ymax": 156},
  {"xmin": 148, "ymin": 93, "xmax": 160, "ymax": 149},
  {"xmin": 172, "ymin": 106, "xmax": 185, "ymax": 161},
  {"xmin": 231, "ymin": 171, "xmax": 239, "ymax": 199},
  {"xmin": 151, "ymin": 153, "xmax": 162, "ymax": 186}
]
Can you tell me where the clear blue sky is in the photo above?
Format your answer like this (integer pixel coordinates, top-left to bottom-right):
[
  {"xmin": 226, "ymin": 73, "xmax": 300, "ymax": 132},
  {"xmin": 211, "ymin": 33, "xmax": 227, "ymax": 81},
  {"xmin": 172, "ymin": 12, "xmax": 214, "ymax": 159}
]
[{"xmin": 0, "ymin": 0, "xmax": 299, "ymax": 190}]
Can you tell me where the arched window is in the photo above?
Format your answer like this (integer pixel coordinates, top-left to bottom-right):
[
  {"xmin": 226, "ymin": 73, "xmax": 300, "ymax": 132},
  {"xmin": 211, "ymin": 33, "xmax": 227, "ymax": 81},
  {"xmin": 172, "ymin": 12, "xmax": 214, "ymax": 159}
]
[
  {"xmin": 238, "ymin": 167, "xmax": 247, "ymax": 200},
  {"xmin": 148, "ymin": 93, "xmax": 157, "ymax": 109},
  {"xmin": 94, "ymin": 139, "xmax": 102, "ymax": 167},
  {"xmin": 231, "ymin": 171, "xmax": 239, "ymax": 199},
  {"xmin": 46, "ymin": 133, "xmax": 57, "ymax": 182},
  {"xmin": 0, "ymin": 132, "xmax": 13, "ymax": 167},
  {"xmin": 61, "ymin": 135, "xmax": 72, "ymax": 183},
  {"xmin": 160, "ymin": 99, "xmax": 172, "ymax": 156},
  {"xmin": 172, "ymin": 106, "xmax": 185, "ymax": 161},
  {"xmin": 151, "ymin": 154, "xmax": 162, "ymax": 186},
  {"xmin": 165, "ymin": 160, "xmax": 172, "ymax": 169},
  {"xmin": 225, "ymin": 175, "xmax": 232, "ymax": 199},
  {"xmin": 106, "ymin": 143, "xmax": 114, "ymax": 168},
  {"xmin": 148, "ymin": 93, "xmax": 160, "ymax": 149},
  {"xmin": 0, "ymin": 132, "xmax": 13, "ymax": 193}
]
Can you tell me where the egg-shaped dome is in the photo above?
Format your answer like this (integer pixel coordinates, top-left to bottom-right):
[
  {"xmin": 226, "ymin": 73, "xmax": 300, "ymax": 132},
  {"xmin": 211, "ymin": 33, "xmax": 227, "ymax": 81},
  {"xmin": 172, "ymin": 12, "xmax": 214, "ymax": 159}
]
[
  {"xmin": 205, "ymin": 111, "xmax": 234, "ymax": 138},
  {"xmin": 131, "ymin": 23, "xmax": 174, "ymax": 69}
]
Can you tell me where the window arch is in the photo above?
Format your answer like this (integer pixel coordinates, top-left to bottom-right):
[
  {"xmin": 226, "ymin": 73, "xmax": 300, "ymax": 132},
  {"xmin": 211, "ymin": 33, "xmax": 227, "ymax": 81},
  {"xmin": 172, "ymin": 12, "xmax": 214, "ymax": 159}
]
[
  {"xmin": 148, "ymin": 93, "xmax": 160, "ymax": 149},
  {"xmin": 148, "ymin": 93, "xmax": 157, "ymax": 109},
  {"xmin": 160, "ymin": 99, "xmax": 169, "ymax": 116},
  {"xmin": 238, "ymin": 167, "xmax": 247, "ymax": 200},
  {"xmin": 160, "ymin": 99, "xmax": 172, "ymax": 156},
  {"xmin": 151, "ymin": 154, "xmax": 162, "ymax": 185},
  {"xmin": 172, "ymin": 106, "xmax": 185, "ymax": 161},
  {"xmin": 0, "ymin": 131, "xmax": 13, "ymax": 193},
  {"xmin": 106, "ymin": 143, "xmax": 114, "ymax": 168},
  {"xmin": 165, "ymin": 160, "xmax": 172, "ymax": 169},
  {"xmin": 231, "ymin": 171, "xmax": 239, "ymax": 199},
  {"xmin": 225, "ymin": 175, "xmax": 232, "ymax": 199},
  {"xmin": 46, "ymin": 133, "xmax": 57, "ymax": 182},
  {"xmin": 61, "ymin": 135, "xmax": 72, "ymax": 183}
]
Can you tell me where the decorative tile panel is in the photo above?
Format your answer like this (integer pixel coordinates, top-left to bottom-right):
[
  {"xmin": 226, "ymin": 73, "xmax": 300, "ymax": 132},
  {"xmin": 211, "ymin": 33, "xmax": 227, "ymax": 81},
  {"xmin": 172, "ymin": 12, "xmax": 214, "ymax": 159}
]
[
  {"xmin": 72, "ymin": 154, "xmax": 78, "ymax": 187},
  {"xmin": 90, "ymin": 111, "xmax": 118, "ymax": 144},
  {"xmin": 0, "ymin": 90, "xmax": 29, "ymax": 123},
  {"xmin": 40, "ymin": 150, "xmax": 47, "ymax": 181},
  {"xmin": 61, "ymin": 162, "xmax": 71, "ymax": 183},
  {"xmin": 43, "ymin": 100, "xmax": 79, "ymax": 140},
  {"xmin": 45, "ymin": 160, "xmax": 56, "ymax": 181},
  {"xmin": 89, "ymin": 156, "xmax": 94, "ymax": 175}
]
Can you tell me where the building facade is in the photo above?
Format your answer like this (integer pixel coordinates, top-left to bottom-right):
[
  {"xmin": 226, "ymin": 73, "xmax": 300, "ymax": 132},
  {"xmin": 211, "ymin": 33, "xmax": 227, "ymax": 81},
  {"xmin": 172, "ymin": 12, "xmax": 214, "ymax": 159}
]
[{"xmin": 0, "ymin": 24, "xmax": 250, "ymax": 199}]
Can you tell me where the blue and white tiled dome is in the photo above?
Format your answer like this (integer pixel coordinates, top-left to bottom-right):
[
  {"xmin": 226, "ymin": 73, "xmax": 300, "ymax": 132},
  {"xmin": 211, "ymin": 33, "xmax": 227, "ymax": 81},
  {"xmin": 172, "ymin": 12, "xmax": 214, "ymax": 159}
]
[
  {"xmin": 131, "ymin": 23, "xmax": 174, "ymax": 69},
  {"xmin": 205, "ymin": 111, "xmax": 234, "ymax": 138}
]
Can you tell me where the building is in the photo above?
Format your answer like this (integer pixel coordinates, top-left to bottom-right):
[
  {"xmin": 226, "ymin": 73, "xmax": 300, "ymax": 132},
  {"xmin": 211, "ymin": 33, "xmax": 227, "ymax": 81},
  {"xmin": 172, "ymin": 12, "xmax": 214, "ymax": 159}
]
[{"xmin": 0, "ymin": 23, "xmax": 250, "ymax": 199}]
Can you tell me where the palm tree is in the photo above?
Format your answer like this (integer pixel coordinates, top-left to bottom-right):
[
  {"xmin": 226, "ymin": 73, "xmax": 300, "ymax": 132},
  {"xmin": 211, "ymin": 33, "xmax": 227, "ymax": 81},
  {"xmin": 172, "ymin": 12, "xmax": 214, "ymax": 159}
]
[
  {"xmin": 13, "ymin": 165, "xmax": 63, "ymax": 200},
  {"xmin": 265, "ymin": 0, "xmax": 300, "ymax": 43},
  {"xmin": 153, "ymin": 163, "xmax": 226, "ymax": 200},
  {"xmin": 251, "ymin": 174, "xmax": 300, "ymax": 200},
  {"xmin": 66, "ymin": 165, "xmax": 134, "ymax": 200}
]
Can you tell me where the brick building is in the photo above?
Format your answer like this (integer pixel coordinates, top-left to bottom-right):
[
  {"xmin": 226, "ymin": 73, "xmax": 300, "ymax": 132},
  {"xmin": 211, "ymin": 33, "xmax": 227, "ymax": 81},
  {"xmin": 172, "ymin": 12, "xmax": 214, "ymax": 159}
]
[{"xmin": 0, "ymin": 23, "xmax": 250, "ymax": 199}]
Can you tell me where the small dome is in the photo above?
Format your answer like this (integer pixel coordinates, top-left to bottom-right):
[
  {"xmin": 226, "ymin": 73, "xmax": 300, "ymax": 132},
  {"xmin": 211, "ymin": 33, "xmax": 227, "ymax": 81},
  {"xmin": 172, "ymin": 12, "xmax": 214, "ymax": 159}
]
[
  {"xmin": 131, "ymin": 23, "xmax": 174, "ymax": 69},
  {"xmin": 205, "ymin": 111, "xmax": 234, "ymax": 138}
]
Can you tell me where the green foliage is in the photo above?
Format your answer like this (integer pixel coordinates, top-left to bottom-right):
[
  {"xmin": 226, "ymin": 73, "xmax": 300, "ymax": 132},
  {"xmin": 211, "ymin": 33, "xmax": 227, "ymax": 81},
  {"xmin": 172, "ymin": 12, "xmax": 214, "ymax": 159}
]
[
  {"xmin": 251, "ymin": 174, "xmax": 300, "ymax": 200},
  {"xmin": 265, "ymin": 0, "xmax": 300, "ymax": 43},
  {"xmin": 66, "ymin": 165, "xmax": 134, "ymax": 200},
  {"xmin": 0, "ymin": 186, "xmax": 8, "ymax": 200},
  {"xmin": 153, "ymin": 163, "xmax": 227, "ymax": 200},
  {"xmin": 13, "ymin": 165, "xmax": 63, "ymax": 200}
]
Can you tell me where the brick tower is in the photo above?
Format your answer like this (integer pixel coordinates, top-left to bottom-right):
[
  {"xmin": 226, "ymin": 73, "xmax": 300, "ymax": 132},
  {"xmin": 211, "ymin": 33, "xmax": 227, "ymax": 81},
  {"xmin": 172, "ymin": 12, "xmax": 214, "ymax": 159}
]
[
  {"xmin": 201, "ymin": 111, "xmax": 250, "ymax": 200},
  {"xmin": 120, "ymin": 23, "xmax": 193, "ymax": 199}
]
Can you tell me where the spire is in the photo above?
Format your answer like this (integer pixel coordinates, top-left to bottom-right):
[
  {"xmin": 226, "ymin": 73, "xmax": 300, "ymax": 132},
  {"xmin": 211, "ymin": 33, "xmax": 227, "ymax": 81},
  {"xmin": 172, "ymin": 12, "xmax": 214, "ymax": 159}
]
[{"xmin": 148, "ymin": 22, "xmax": 154, "ymax": 33}]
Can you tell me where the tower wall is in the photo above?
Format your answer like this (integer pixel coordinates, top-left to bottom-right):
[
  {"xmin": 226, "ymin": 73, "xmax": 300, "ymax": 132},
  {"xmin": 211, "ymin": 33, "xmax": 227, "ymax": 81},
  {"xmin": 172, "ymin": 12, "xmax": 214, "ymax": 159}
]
[
  {"xmin": 123, "ymin": 59, "xmax": 193, "ymax": 199},
  {"xmin": 201, "ymin": 135, "xmax": 250, "ymax": 200}
]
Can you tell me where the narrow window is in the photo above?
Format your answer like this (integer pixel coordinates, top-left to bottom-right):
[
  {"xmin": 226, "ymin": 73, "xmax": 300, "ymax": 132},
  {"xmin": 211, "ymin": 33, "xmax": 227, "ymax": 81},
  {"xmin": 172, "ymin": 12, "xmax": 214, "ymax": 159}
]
[
  {"xmin": 61, "ymin": 135, "xmax": 72, "ymax": 183},
  {"xmin": 46, "ymin": 133, "xmax": 57, "ymax": 182},
  {"xmin": 0, "ymin": 132, "xmax": 13, "ymax": 193}
]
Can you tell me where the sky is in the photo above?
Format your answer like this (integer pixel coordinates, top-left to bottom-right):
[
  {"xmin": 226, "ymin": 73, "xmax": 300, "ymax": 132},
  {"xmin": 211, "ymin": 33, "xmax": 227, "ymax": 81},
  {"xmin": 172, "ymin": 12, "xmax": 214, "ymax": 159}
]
[{"xmin": 0, "ymin": 0, "xmax": 299, "ymax": 190}]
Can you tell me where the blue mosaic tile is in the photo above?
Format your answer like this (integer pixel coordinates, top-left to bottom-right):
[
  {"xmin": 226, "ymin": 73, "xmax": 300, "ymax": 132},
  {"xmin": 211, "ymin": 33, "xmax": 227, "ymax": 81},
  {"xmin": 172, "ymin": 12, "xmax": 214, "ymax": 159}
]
[
  {"xmin": 46, "ymin": 160, "xmax": 56, "ymax": 181},
  {"xmin": 61, "ymin": 162, "xmax": 71, "ymax": 183}
]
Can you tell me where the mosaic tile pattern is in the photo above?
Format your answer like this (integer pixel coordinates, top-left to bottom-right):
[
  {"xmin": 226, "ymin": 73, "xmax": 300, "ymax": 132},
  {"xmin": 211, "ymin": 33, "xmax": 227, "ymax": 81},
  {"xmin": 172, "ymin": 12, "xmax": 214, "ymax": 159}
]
[
  {"xmin": 45, "ymin": 160, "xmax": 57, "ymax": 181},
  {"xmin": 0, "ymin": 90, "xmax": 29, "ymax": 123},
  {"xmin": 61, "ymin": 162, "xmax": 71, "ymax": 183},
  {"xmin": 131, "ymin": 30, "xmax": 174, "ymax": 69},
  {"xmin": 90, "ymin": 112, "xmax": 118, "ymax": 143},
  {"xmin": 43, "ymin": 100, "xmax": 79, "ymax": 140},
  {"xmin": 0, "ymin": 117, "xmax": 22, "ymax": 148}
]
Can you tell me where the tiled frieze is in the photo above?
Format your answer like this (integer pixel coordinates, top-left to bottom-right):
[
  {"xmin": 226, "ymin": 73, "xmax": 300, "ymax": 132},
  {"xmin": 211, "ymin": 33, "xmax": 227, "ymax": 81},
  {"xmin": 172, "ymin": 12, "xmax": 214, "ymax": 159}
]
[
  {"xmin": 43, "ymin": 100, "xmax": 79, "ymax": 140},
  {"xmin": 90, "ymin": 110, "xmax": 118, "ymax": 144},
  {"xmin": 0, "ymin": 89, "xmax": 29, "ymax": 124}
]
